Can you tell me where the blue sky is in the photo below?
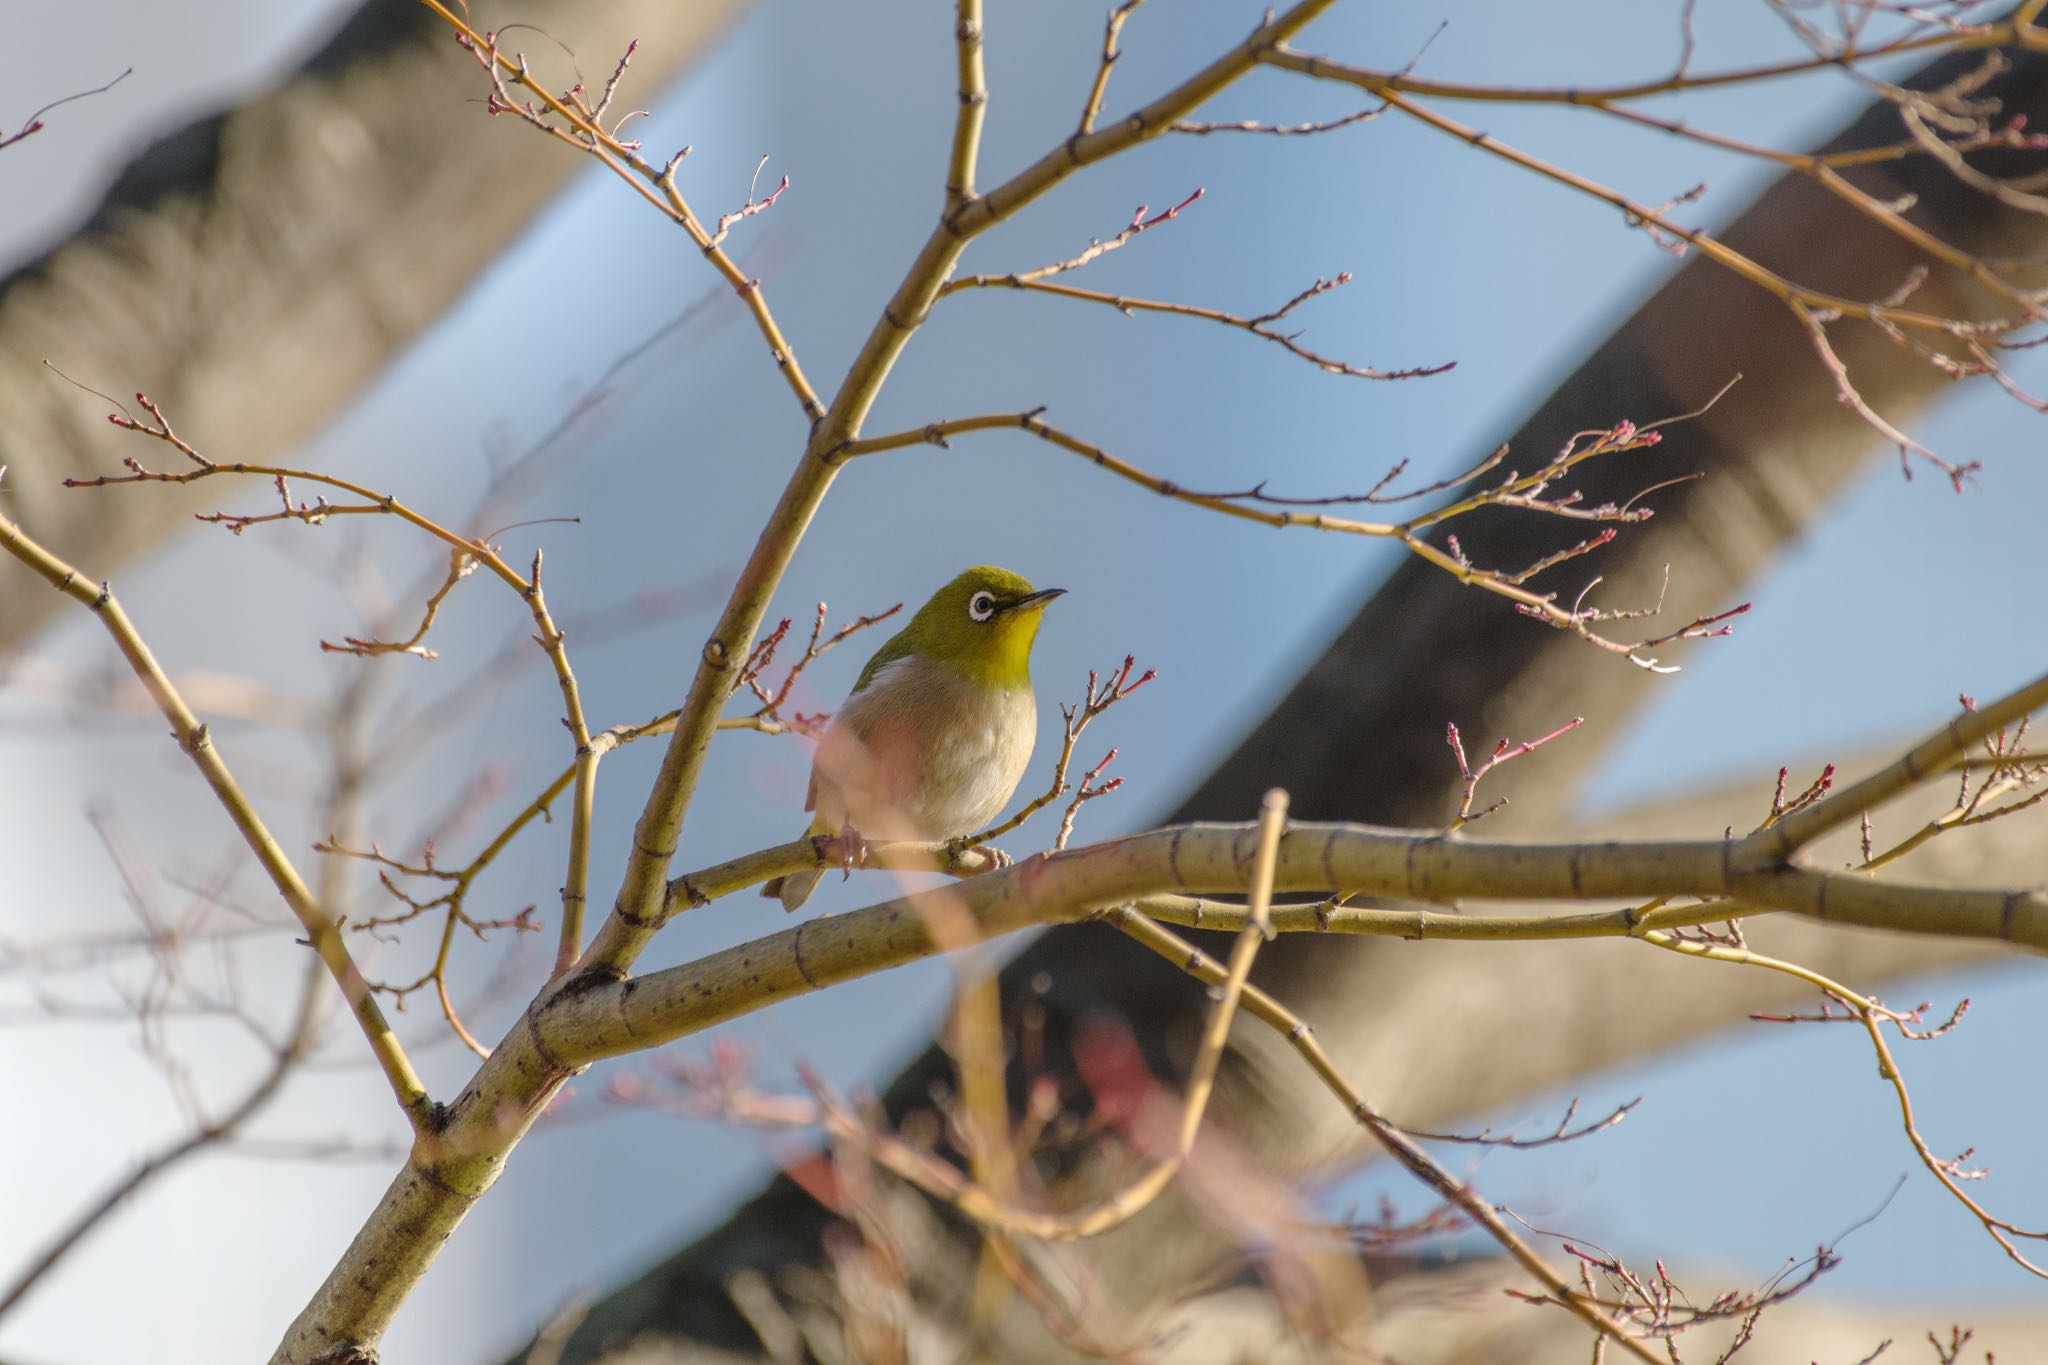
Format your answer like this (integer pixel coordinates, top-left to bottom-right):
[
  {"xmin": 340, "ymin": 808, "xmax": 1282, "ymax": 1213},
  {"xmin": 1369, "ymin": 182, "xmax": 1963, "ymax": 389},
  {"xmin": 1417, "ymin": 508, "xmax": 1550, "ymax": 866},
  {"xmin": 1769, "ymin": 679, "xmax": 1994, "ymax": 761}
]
[{"xmin": 4, "ymin": 3, "xmax": 2046, "ymax": 1361}]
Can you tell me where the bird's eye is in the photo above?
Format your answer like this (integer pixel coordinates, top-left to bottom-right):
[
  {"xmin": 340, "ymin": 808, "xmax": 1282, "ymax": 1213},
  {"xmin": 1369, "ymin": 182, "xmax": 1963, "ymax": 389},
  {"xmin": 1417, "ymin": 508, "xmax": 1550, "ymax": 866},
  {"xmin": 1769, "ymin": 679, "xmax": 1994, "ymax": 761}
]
[{"xmin": 968, "ymin": 591, "xmax": 996, "ymax": 622}]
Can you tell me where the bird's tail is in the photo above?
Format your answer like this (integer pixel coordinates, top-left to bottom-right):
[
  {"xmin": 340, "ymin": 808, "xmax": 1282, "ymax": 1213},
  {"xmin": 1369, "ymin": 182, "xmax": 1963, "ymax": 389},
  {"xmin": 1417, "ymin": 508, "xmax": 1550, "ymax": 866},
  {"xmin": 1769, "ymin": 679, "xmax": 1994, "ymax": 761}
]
[{"xmin": 761, "ymin": 867, "xmax": 825, "ymax": 913}]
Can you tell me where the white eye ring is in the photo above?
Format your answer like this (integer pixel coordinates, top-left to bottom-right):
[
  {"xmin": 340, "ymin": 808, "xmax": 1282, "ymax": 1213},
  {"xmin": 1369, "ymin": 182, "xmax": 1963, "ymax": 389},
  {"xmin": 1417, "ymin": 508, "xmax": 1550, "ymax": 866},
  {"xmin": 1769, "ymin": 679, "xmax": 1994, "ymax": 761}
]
[{"xmin": 968, "ymin": 591, "xmax": 996, "ymax": 622}]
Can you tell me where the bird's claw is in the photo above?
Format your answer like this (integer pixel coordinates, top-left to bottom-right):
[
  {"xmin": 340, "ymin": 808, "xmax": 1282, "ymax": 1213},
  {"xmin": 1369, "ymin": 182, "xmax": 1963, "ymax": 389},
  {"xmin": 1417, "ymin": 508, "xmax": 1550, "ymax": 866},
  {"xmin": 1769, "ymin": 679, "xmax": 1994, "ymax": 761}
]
[
  {"xmin": 944, "ymin": 838, "xmax": 1012, "ymax": 874},
  {"xmin": 837, "ymin": 823, "xmax": 869, "ymax": 881}
]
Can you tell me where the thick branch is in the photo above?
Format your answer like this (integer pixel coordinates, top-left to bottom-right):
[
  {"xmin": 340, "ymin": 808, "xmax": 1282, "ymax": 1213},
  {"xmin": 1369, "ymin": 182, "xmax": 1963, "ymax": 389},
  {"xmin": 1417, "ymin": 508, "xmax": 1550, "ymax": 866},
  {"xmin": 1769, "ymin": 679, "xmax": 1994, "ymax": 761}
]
[
  {"xmin": 558, "ymin": 36, "xmax": 2048, "ymax": 1363},
  {"xmin": 305, "ymin": 778, "xmax": 2048, "ymax": 1361},
  {"xmin": 554, "ymin": 818, "xmax": 2048, "ymax": 1067},
  {"xmin": 276, "ymin": 4, "xmax": 1351, "ymax": 1358},
  {"xmin": 572, "ymin": 0, "xmax": 1344, "ymax": 980}
]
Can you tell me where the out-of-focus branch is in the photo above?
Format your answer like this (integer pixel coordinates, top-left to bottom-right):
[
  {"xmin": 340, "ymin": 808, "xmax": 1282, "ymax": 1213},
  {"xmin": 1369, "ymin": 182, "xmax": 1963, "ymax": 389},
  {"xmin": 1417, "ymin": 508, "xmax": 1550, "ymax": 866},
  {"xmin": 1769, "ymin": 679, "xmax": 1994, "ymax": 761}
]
[
  {"xmin": 61, "ymin": 385, "xmax": 624, "ymax": 1003},
  {"xmin": 0, "ymin": 500, "xmax": 430, "ymax": 1122},
  {"xmin": 558, "ymin": 33, "xmax": 2048, "ymax": 1362},
  {"xmin": 274, "ymin": 5, "xmax": 1356, "ymax": 1359},
  {"xmin": 286, "ymin": 659, "xmax": 2044, "ymax": 1359},
  {"xmin": 0, "ymin": 0, "xmax": 745, "ymax": 657},
  {"xmin": 0, "ymin": 955, "xmax": 326, "ymax": 1319},
  {"xmin": 1104, "ymin": 908, "xmax": 1666, "ymax": 1362},
  {"xmin": 277, "ymin": 778, "xmax": 2047, "ymax": 1356},
  {"xmin": 2, "ymin": 452, "xmax": 432, "ymax": 1320},
  {"xmin": 532, "ymin": 0, "xmax": 1351, "ymax": 995}
]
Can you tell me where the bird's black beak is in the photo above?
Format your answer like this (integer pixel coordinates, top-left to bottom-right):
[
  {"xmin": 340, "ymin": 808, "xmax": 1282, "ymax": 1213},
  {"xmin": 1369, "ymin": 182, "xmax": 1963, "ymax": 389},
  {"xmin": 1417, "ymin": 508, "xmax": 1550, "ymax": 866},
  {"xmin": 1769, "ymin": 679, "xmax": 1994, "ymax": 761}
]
[{"xmin": 1004, "ymin": 587, "xmax": 1066, "ymax": 613}]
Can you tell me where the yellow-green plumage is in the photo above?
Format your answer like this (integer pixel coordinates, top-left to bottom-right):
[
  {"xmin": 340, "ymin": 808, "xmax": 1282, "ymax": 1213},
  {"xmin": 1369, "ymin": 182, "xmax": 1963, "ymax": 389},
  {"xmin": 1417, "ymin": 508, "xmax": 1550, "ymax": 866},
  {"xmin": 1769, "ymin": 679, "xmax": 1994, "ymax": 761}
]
[{"xmin": 763, "ymin": 566, "xmax": 1062, "ymax": 911}]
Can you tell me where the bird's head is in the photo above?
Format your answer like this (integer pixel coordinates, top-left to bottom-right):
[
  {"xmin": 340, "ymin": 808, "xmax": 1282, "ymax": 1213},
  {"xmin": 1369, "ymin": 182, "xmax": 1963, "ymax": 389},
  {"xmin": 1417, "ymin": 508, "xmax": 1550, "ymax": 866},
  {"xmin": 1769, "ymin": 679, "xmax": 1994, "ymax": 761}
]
[{"xmin": 902, "ymin": 565, "xmax": 1064, "ymax": 688}]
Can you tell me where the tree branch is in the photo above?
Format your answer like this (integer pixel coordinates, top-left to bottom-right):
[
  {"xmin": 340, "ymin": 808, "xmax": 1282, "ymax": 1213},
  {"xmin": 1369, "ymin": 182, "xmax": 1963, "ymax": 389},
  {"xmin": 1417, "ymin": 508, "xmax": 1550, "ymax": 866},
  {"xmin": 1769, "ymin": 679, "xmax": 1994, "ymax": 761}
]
[{"xmin": 0, "ymin": 498, "xmax": 431, "ymax": 1124}]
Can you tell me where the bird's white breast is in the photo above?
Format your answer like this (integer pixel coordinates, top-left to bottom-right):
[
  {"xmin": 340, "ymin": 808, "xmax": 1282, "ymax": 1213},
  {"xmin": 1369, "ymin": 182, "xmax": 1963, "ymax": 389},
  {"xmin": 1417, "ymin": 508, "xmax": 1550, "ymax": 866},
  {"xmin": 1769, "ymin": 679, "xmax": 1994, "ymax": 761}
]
[{"xmin": 814, "ymin": 655, "xmax": 1037, "ymax": 840}]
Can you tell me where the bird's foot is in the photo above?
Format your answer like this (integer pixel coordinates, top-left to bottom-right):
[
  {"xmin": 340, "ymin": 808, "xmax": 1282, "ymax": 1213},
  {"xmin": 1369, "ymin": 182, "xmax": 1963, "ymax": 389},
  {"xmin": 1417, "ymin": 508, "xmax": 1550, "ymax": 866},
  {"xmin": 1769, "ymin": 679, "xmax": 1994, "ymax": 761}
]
[
  {"xmin": 944, "ymin": 837, "xmax": 1011, "ymax": 875},
  {"xmin": 837, "ymin": 823, "xmax": 869, "ymax": 880}
]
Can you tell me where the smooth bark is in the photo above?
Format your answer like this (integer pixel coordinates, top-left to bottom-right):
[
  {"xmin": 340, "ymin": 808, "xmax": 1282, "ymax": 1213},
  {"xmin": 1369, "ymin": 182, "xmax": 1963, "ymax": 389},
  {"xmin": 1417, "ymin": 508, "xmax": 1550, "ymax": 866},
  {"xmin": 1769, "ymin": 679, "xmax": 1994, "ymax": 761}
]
[{"xmin": 531, "ymin": 43, "xmax": 2048, "ymax": 1364}]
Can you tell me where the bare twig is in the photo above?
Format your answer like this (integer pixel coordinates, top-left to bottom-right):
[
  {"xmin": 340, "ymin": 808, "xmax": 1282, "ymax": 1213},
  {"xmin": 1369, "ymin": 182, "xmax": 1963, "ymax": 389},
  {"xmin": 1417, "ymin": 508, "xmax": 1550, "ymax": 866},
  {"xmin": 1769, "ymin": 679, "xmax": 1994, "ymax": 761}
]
[{"xmin": 0, "ymin": 68, "xmax": 131, "ymax": 152}]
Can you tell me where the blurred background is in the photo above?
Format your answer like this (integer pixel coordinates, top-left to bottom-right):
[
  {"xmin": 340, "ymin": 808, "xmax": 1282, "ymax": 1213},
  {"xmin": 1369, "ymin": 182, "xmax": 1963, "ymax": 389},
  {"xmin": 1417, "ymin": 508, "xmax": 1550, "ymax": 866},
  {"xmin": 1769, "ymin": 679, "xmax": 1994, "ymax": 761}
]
[{"xmin": 3, "ymin": 2, "xmax": 2047, "ymax": 1361}]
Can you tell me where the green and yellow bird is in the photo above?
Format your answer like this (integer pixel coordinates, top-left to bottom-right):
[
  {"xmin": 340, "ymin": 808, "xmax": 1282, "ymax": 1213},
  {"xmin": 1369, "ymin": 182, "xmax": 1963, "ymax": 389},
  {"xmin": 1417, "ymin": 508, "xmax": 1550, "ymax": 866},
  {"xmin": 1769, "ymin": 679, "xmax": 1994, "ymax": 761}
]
[{"xmin": 762, "ymin": 565, "xmax": 1064, "ymax": 912}]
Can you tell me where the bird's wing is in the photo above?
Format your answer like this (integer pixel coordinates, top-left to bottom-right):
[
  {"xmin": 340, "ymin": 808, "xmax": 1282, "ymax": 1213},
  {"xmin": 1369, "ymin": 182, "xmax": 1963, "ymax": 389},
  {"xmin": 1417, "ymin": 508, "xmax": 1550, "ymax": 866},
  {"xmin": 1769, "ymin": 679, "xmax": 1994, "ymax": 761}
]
[
  {"xmin": 850, "ymin": 626, "xmax": 916, "ymax": 695},
  {"xmin": 811, "ymin": 653, "xmax": 919, "ymax": 829}
]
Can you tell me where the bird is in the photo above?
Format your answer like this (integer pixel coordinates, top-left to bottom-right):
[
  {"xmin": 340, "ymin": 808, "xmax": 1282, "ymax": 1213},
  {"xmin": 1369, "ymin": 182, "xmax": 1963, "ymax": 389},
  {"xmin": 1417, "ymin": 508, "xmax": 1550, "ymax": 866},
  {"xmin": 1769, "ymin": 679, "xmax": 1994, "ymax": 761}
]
[{"xmin": 762, "ymin": 565, "xmax": 1064, "ymax": 912}]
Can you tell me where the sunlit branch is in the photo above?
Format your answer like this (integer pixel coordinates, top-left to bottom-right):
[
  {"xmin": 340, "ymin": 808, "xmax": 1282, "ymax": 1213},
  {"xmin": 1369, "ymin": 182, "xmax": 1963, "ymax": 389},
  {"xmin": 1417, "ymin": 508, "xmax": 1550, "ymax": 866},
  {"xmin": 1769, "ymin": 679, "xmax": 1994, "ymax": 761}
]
[
  {"xmin": 0, "ymin": 510, "xmax": 430, "ymax": 1123},
  {"xmin": 938, "ymin": 268, "xmax": 1451, "ymax": 380},
  {"xmin": 839, "ymin": 409, "xmax": 1736, "ymax": 670},
  {"xmin": 948, "ymin": 0, "xmax": 988, "ymax": 207},
  {"xmin": 1078, "ymin": 0, "xmax": 1148, "ymax": 135},
  {"xmin": 428, "ymin": 2, "xmax": 829, "ymax": 423},
  {"xmin": 1643, "ymin": 929, "xmax": 2048, "ymax": 1278},
  {"xmin": 1104, "ymin": 906, "xmax": 1662, "ymax": 1362},
  {"xmin": 1259, "ymin": 44, "xmax": 2041, "ymax": 484}
]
